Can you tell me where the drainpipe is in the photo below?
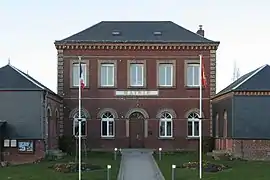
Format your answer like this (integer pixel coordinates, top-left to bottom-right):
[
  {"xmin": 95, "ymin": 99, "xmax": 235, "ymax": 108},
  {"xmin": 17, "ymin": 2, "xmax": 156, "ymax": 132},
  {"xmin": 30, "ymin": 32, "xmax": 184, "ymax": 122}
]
[{"xmin": 44, "ymin": 91, "xmax": 49, "ymax": 153}]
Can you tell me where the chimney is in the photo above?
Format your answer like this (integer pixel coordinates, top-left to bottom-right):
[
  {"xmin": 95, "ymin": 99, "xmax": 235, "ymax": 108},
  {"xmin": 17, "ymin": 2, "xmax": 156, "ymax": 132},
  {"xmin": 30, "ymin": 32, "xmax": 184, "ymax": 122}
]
[{"xmin": 196, "ymin": 25, "xmax": 204, "ymax": 37}]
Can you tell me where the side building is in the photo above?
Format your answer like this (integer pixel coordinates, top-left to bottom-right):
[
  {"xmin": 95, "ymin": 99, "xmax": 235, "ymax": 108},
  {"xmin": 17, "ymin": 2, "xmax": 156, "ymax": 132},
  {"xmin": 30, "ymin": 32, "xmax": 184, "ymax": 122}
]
[
  {"xmin": 212, "ymin": 64, "xmax": 270, "ymax": 160},
  {"xmin": 0, "ymin": 64, "xmax": 62, "ymax": 163},
  {"xmin": 55, "ymin": 21, "xmax": 220, "ymax": 150}
]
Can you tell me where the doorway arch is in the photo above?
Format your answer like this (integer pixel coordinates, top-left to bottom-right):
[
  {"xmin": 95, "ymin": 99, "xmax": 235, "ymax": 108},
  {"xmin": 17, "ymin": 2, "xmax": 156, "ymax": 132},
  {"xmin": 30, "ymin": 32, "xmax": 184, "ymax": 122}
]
[{"xmin": 126, "ymin": 109, "xmax": 148, "ymax": 148}]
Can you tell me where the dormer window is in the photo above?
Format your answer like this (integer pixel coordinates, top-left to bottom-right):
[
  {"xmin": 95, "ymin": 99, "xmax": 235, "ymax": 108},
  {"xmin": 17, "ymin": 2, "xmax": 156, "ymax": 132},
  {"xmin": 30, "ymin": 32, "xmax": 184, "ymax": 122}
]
[
  {"xmin": 153, "ymin": 31, "xmax": 162, "ymax": 36},
  {"xmin": 112, "ymin": 31, "xmax": 121, "ymax": 36}
]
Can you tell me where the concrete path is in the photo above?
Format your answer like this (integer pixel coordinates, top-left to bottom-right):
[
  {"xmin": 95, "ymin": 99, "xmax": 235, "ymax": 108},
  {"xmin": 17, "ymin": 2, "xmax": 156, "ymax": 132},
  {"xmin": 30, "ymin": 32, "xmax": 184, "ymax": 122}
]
[{"xmin": 117, "ymin": 149, "xmax": 165, "ymax": 180}]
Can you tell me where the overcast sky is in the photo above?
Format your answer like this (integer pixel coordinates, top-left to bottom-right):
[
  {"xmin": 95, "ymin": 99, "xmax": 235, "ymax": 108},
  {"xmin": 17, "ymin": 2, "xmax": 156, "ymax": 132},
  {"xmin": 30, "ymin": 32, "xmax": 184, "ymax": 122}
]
[{"xmin": 1, "ymin": 0, "xmax": 269, "ymax": 93}]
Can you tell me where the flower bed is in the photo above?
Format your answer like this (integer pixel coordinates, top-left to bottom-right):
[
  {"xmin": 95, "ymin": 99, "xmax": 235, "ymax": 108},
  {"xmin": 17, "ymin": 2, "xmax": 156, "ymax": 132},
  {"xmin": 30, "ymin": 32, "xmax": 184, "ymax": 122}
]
[
  {"xmin": 179, "ymin": 161, "xmax": 230, "ymax": 172},
  {"xmin": 49, "ymin": 162, "xmax": 103, "ymax": 173}
]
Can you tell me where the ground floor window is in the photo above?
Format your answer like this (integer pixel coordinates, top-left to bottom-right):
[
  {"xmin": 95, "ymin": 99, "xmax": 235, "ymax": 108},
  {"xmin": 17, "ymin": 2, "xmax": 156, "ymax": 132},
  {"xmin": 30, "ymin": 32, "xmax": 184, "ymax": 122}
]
[
  {"xmin": 159, "ymin": 112, "xmax": 173, "ymax": 137},
  {"xmin": 72, "ymin": 110, "xmax": 88, "ymax": 137},
  {"xmin": 101, "ymin": 112, "xmax": 115, "ymax": 137},
  {"xmin": 73, "ymin": 118, "xmax": 87, "ymax": 136},
  {"xmin": 188, "ymin": 112, "xmax": 200, "ymax": 137}
]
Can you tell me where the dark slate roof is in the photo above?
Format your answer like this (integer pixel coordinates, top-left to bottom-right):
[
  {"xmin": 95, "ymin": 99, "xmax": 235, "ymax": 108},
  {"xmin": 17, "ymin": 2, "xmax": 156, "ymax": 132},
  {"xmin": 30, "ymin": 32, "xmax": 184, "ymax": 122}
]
[
  {"xmin": 0, "ymin": 121, "xmax": 6, "ymax": 127},
  {"xmin": 0, "ymin": 64, "xmax": 58, "ymax": 96},
  {"xmin": 55, "ymin": 21, "xmax": 219, "ymax": 44},
  {"xmin": 214, "ymin": 64, "xmax": 269, "ymax": 98}
]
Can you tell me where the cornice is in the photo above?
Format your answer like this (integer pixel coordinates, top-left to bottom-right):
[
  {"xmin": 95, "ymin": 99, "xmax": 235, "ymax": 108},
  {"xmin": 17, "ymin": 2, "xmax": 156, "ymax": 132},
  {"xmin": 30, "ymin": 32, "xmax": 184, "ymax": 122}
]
[
  {"xmin": 234, "ymin": 91, "xmax": 270, "ymax": 96},
  {"xmin": 54, "ymin": 43, "xmax": 219, "ymax": 50},
  {"xmin": 211, "ymin": 92, "xmax": 234, "ymax": 103}
]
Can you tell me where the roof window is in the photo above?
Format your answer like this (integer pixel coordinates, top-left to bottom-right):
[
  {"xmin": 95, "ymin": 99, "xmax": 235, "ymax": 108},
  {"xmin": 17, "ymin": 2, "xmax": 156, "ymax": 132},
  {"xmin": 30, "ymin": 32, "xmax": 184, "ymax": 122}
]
[
  {"xmin": 112, "ymin": 31, "xmax": 121, "ymax": 36},
  {"xmin": 153, "ymin": 31, "xmax": 162, "ymax": 35}
]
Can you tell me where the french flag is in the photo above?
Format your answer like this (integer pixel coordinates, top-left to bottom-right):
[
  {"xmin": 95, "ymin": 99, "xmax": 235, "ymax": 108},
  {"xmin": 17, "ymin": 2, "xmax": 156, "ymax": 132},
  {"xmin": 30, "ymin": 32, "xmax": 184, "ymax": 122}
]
[{"xmin": 79, "ymin": 62, "xmax": 85, "ymax": 89}]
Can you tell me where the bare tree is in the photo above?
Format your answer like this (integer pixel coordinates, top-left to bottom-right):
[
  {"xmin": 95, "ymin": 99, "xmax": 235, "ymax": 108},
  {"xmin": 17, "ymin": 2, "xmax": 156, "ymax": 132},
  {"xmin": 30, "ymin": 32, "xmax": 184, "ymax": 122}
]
[{"xmin": 232, "ymin": 60, "xmax": 241, "ymax": 82}]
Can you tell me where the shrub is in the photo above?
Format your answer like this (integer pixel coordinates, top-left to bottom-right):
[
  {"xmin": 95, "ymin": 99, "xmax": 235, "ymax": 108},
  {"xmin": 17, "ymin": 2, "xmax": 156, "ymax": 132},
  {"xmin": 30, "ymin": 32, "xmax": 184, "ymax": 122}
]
[{"xmin": 58, "ymin": 135, "xmax": 75, "ymax": 155}]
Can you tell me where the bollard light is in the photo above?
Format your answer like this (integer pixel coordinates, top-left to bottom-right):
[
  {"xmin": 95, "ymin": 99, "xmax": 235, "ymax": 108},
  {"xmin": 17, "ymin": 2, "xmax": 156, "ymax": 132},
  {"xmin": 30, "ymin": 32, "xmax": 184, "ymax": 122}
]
[
  {"xmin": 171, "ymin": 164, "xmax": 176, "ymax": 180},
  {"xmin": 158, "ymin": 147, "xmax": 162, "ymax": 161},
  {"xmin": 114, "ymin": 148, "xmax": 118, "ymax": 160},
  {"xmin": 107, "ymin": 165, "xmax": 111, "ymax": 180}
]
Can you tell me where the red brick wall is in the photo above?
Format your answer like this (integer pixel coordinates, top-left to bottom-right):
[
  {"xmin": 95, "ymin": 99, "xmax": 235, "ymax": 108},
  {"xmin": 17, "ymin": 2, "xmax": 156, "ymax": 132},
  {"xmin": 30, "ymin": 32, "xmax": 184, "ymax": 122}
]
[
  {"xmin": 215, "ymin": 138, "xmax": 270, "ymax": 160},
  {"xmin": 3, "ymin": 140, "xmax": 45, "ymax": 164},
  {"xmin": 47, "ymin": 94, "xmax": 62, "ymax": 150},
  {"xmin": 233, "ymin": 139, "xmax": 270, "ymax": 160}
]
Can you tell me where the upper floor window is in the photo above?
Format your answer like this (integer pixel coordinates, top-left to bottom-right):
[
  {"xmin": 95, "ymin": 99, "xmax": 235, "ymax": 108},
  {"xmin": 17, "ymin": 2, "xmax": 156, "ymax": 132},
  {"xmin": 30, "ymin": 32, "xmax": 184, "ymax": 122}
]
[
  {"xmin": 186, "ymin": 63, "xmax": 199, "ymax": 87},
  {"xmin": 159, "ymin": 63, "xmax": 173, "ymax": 87},
  {"xmin": 130, "ymin": 63, "xmax": 144, "ymax": 87},
  {"xmin": 100, "ymin": 63, "xmax": 114, "ymax": 87},
  {"xmin": 72, "ymin": 63, "xmax": 87, "ymax": 87}
]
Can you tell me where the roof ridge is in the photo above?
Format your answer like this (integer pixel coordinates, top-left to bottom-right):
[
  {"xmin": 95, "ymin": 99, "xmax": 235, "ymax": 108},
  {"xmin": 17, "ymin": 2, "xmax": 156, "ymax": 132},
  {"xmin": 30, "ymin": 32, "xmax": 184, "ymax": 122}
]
[
  {"xmin": 8, "ymin": 64, "xmax": 45, "ymax": 90},
  {"xmin": 232, "ymin": 64, "xmax": 267, "ymax": 90}
]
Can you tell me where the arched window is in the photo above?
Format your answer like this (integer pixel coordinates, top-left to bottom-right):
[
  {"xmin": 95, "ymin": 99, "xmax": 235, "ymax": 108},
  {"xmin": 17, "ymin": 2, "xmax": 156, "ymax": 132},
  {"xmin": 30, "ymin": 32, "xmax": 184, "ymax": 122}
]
[
  {"xmin": 73, "ymin": 110, "xmax": 88, "ymax": 137},
  {"xmin": 159, "ymin": 112, "xmax": 173, "ymax": 137},
  {"xmin": 101, "ymin": 112, "xmax": 114, "ymax": 137},
  {"xmin": 215, "ymin": 114, "xmax": 219, "ymax": 137},
  {"xmin": 47, "ymin": 108, "xmax": 52, "ymax": 118},
  {"xmin": 187, "ymin": 112, "xmax": 200, "ymax": 137},
  {"xmin": 223, "ymin": 111, "xmax": 227, "ymax": 137},
  {"xmin": 55, "ymin": 109, "xmax": 59, "ymax": 136}
]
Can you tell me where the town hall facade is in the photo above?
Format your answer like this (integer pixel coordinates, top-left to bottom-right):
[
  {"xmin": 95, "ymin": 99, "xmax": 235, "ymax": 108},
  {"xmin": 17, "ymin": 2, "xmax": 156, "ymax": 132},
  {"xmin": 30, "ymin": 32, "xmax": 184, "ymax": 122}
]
[{"xmin": 55, "ymin": 21, "xmax": 220, "ymax": 150}]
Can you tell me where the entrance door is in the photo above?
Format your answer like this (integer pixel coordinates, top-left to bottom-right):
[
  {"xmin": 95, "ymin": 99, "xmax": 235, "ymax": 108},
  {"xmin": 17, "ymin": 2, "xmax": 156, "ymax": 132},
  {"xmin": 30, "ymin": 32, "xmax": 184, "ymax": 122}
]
[{"xmin": 129, "ymin": 112, "xmax": 144, "ymax": 148}]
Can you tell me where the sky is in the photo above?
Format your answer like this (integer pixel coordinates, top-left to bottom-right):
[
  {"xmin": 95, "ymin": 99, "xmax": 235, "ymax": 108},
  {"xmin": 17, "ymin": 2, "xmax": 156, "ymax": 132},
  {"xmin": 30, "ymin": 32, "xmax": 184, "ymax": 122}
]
[{"xmin": 0, "ymin": 0, "xmax": 269, "ymax": 93}]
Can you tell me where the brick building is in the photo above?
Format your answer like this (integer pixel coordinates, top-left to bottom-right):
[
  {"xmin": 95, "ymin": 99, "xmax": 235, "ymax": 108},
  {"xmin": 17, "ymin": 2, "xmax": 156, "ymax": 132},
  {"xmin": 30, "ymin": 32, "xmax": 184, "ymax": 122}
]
[
  {"xmin": 55, "ymin": 21, "xmax": 219, "ymax": 150},
  {"xmin": 0, "ymin": 64, "xmax": 62, "ymax": 164},
  {"xmin": 212, "ymin": 64, "xmax": 270, "ymax": 160}
]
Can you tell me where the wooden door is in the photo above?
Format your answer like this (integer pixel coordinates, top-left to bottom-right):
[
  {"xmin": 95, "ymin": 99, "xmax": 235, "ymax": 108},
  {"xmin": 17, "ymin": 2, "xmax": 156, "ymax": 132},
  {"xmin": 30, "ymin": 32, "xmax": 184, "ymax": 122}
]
[{"xmin": 129, "ymin": 112, "xmax": 144, "ymax": 148}]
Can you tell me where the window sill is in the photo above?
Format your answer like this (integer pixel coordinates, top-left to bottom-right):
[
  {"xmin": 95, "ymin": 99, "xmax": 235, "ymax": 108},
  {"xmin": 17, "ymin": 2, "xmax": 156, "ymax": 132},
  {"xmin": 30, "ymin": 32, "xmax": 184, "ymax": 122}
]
[
  {"xmin": 185, "ymin": 86, "xmax": 205, "ymax": 90},
  {"xmin": 98, "ymin": 86, "xmax": 117, "ymax": 89},
  {"xmin": 186, "ymin": 136, "xmax": 199, "ymax": 139},
  {"xmin": 158, "ymin": 86, "xmax": 176, "ymax": 89},
  {"xmin": 101, "ymin": 136, "xmax": 115, "ymax": 140},
  {"xmin": 70, "ymin": 86, "xmax": 90, "ymax": 89},
  {"xmin": 128, "ymin": 86, "xmax": 146, "ymax": 89},
  {"xmin": 74, "ymin": 135, "xmax": 87, "ymax": 139},
  {"xmin": 158, "ymin": 137, "xmax": 174, "ymax": 140}
]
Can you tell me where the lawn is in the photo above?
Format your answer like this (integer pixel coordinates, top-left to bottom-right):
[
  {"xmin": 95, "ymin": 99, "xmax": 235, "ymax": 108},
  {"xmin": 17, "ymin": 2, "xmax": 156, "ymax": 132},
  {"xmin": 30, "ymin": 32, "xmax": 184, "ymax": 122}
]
[
  {"xmin": 155, "ymin": 152, "xmax": 270, "ymax": 180},
  {"xmin": 0, "ymin": 152, "xmax": 121, "ymax": 180}
]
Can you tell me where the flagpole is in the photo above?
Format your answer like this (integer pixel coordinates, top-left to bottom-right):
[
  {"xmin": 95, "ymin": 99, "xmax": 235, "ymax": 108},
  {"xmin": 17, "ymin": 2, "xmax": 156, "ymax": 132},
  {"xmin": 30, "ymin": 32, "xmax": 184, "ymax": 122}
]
[
  {"xmin": 78, "ymin": 56, "xmax": 82, "ymax": 180},
  {"xmin": 199, "ymin": 54, "xmax": 203, "ymax": 179}
]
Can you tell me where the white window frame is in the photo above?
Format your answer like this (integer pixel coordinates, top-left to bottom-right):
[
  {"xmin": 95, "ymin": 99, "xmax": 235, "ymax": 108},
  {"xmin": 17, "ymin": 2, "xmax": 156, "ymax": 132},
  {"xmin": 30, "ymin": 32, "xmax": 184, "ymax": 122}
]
[
  {"xmin": 101, "ymin": 113, "xmax": 115, "ymax": 138},
  {"xmin": 158, "ymin": 63, "xmax": 173, "ymax": 87},
  {"xmin": 187, "ymin": 112, "xmax": 200, "ymax": 137},
  {"xmin": 187, "ymin": 63, "xmax": 199, "ymax": 87},
  {"xmin": 130, "ymin": 64, "xmax": 144, "ymax": 87},
  {"xmin": 72, "ymin": 63, "xmax": 87, "ymax": 87},
  {"xmin": 73, "ymin": 118, "xmax": 87, "ymax": 137},
  {"xmin": 100, "ymin": 63, "xmax": 115, "ymax": 87},
  {"xmin": 159, "ymin": 113, "xmax": 173, "ymax": 138}
]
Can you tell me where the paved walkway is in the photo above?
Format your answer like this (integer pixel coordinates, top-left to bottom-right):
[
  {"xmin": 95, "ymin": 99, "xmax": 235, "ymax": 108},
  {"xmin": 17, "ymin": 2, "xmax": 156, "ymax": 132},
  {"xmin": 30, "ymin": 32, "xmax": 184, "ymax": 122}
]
[{"xmin": 117, "ymin": 149, "xmax": 165, "ymax": 180}]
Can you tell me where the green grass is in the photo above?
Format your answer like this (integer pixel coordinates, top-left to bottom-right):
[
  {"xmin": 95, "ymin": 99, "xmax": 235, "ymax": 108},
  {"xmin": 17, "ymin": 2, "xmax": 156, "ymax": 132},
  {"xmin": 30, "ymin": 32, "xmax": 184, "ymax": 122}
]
[
  {"xmin": 155, "ymin": 152, "xmax": 270, "ymax": 180},
  {"xmin": 0, "ymin": 152, "xmax": 121, "ymax": 180}
]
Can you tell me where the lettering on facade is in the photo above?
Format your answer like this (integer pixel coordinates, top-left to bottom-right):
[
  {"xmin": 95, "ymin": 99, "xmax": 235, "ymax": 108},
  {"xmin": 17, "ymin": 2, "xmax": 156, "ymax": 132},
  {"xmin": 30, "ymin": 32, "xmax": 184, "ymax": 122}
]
[{"xmin": 115, "ymin": 90, "xmax": 159, "ymax": 96}]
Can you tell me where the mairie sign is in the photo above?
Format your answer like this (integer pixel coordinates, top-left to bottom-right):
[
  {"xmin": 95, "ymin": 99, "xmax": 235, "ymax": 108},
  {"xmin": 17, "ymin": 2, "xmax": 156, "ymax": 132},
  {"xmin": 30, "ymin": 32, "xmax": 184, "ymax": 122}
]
[{"xmin": 115, "ymin": 90, "xmax": 159, "ymax": 96}]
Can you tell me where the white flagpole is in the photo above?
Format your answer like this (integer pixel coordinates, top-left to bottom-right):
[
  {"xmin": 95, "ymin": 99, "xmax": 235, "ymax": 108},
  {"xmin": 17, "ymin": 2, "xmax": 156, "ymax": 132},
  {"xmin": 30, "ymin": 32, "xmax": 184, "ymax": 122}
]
[
  {"xmin": 78, "ymin": 56, "xmax": 82, "ymax": 180},
  {"xmin": 199, "ymin": 54, "xmax": 203, "ymax": 179}
]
